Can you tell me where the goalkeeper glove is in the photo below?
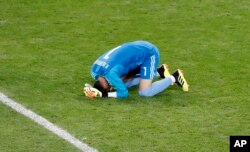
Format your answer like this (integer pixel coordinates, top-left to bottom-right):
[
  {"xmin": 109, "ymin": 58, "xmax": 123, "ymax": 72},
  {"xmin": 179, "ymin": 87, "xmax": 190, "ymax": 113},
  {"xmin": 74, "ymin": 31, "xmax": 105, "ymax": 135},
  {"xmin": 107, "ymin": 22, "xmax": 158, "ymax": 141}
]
[{"xmin": 83, "ymin": 83, "xmax": 102, "ymax": 98}]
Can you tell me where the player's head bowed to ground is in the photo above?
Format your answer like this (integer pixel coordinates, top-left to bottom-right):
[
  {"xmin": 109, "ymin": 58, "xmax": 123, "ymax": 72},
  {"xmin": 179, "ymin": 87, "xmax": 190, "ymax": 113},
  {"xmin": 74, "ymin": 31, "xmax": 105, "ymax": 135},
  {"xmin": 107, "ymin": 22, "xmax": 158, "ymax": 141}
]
[{"xmin": 83, "ymin": 40, "xmax": 188, "ymax": 98}]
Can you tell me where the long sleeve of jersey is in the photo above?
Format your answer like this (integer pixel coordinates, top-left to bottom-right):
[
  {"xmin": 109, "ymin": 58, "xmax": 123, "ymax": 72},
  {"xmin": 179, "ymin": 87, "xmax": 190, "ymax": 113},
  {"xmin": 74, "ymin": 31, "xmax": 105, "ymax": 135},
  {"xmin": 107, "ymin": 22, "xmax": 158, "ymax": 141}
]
[{"xmin": 105, "ymin": 71, "xmax": 128, "ymax": 98}]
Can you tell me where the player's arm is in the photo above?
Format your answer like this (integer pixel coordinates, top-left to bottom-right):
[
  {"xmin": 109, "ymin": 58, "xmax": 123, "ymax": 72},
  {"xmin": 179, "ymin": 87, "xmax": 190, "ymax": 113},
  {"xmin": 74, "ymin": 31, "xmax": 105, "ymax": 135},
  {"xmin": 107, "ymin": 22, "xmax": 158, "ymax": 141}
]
[
  {"xmin": 83, "ymin": 74, "xmax": 128, "ymax": 98},
  {"xmin": 105, "ymin": 72, "xmax": 128, "ymax": 98}
]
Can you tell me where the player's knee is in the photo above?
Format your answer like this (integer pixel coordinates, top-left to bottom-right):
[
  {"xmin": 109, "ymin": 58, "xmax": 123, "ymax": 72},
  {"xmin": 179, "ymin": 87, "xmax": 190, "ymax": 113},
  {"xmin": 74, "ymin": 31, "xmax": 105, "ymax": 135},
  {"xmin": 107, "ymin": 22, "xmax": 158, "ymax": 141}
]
[{"xmin": 138, "ymin": 88, "xmax": 154, "ymax": 97}]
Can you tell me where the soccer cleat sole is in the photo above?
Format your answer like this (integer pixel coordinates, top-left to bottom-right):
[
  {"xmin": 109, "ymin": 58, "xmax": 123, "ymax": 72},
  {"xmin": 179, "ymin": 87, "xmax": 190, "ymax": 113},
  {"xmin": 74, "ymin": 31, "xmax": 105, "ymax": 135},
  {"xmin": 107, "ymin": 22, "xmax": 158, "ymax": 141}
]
[
  {"xmin": 162, "ymin": 64, "xmax": 171, "ymax": 78},
  {"xmin": 177, "ymin": 69, "xmax": 189, "ymax": 92}
]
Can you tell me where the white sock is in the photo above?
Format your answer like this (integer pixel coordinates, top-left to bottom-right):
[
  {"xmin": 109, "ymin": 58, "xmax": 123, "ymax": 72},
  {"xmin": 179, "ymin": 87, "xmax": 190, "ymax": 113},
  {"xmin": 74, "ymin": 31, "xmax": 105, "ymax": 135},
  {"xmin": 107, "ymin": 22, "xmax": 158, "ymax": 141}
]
[{"xmin": 170, "ymin": 75, "xmax": 176, "ymax": 83}]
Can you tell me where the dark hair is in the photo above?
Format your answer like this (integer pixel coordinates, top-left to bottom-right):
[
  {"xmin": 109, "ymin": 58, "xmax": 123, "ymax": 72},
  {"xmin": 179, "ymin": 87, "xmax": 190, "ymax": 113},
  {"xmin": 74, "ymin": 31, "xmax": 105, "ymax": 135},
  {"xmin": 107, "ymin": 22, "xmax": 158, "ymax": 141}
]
[{"xmin": 93, "ymin": 80, "xmax": 108, "ymax": 97}]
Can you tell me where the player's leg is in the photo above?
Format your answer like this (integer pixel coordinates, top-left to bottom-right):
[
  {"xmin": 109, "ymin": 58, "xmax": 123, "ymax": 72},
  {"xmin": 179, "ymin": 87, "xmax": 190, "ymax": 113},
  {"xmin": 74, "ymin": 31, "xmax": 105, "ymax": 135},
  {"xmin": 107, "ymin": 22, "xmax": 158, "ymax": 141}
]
[
  {"xmin": 122, "ymin": 68, "xmax": 141, "ymax": 88},
  {"xmin": 139, "ymin": 69, "xmax": 189, "ymax": 97},
  {"xmin": 123, "ymin": 62, "xmax": 171, "ymax": 88},
  {"xmin": 124, "ymin": 77, "xmax": 140, "ymax": 88},
  {"xmin": 139, "ymin": 78, "xmax": 174, "ymax": 97},
  {"xmin": 138, "ymin": 50, "xmax": 174, "ymax": 97}
]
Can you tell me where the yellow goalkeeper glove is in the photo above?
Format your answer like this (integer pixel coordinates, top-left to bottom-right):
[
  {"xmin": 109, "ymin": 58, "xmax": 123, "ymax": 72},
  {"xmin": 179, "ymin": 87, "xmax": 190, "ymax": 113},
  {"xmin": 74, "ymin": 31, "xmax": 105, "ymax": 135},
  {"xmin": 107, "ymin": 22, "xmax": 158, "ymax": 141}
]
[{"xmin": 83, "ymin": 83, "xmax": 102, "ymax": 98}]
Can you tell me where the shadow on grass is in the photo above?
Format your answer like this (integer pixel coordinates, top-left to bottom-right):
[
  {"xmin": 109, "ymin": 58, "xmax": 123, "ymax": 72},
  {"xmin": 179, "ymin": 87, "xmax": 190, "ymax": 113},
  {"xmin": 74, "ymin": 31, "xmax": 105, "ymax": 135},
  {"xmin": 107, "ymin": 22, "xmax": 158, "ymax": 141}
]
[{"xmin": 75, "ymin": 84, "xmax": 194, "ymax": 108}]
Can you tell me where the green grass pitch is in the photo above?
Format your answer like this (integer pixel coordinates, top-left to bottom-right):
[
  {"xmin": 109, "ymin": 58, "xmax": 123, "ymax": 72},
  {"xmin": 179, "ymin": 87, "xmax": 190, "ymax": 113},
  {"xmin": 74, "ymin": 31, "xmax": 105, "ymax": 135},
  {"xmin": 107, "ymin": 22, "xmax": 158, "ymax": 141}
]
[{"xmin": 0, "ymin": 0, "xmax": 249, "ymax": 151}]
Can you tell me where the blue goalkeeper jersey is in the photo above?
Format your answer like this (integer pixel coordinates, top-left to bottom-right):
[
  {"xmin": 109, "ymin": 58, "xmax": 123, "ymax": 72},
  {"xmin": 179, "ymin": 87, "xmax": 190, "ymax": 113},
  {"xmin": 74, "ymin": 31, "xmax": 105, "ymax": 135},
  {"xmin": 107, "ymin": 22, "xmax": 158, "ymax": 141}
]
[{"xmin": 91, "ymin": 40, "xmax": 160, "ymax": 98}]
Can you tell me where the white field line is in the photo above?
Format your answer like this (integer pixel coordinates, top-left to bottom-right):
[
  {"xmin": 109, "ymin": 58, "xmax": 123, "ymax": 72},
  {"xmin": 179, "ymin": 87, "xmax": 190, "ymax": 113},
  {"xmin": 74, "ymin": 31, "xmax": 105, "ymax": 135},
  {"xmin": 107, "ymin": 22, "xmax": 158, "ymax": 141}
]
[{"xmin": 0, "ymin": 92, "xmax": 98, "ymax": 152}]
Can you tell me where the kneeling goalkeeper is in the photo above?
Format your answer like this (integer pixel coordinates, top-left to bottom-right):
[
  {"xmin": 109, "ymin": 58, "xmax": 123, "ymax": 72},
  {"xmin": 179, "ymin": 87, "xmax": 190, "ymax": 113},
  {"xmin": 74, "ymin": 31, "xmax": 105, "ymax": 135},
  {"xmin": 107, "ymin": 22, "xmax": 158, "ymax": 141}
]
[{"xmin": 84, "ymin": 40, "xmax": 188, "ymax": 98}]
